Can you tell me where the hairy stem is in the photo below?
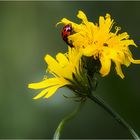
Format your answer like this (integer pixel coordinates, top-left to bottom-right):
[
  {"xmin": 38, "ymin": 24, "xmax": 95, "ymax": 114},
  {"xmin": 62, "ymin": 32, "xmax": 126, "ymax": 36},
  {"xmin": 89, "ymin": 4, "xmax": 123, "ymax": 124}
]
[
  {"xmin": 88, "ymin": 94, "xmax": 139, "ymax": 139},
  {"xmin": 53, "ymin": 101, "xmax": 85, "ymax": 140}
]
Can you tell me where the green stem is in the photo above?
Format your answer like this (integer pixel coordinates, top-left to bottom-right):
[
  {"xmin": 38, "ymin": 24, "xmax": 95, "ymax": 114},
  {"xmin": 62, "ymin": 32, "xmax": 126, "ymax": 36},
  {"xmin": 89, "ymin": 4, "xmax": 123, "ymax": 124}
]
[
  {"xmin": 53, "ymin": 101, "xmax": 85, "ymax": 140},
  {"xmin": 88, "ymin": 94, "xmax": 139, "ymax": 139}
]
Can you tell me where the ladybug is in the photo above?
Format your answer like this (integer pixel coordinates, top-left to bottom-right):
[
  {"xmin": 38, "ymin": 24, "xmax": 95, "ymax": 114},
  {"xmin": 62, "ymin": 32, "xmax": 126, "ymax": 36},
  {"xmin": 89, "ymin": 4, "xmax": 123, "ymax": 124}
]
[{"xmin": 61, "ymin": 24, "xmax": 73, "ymax": 47}]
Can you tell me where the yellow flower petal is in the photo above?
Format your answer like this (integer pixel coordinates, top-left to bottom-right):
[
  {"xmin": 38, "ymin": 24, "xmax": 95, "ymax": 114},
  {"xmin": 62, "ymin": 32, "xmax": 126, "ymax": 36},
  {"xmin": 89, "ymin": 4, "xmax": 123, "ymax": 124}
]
[
  {"xmin": 118, "ymin": 32, "xmax": 129, "ymax": 40},
  {"xmin": 77, "ymin": 10, "xmax": 88, "ymax": 23},
  {"xmin": 44, "ymin": 85, "xmax": 62, "ymax": 98},
  {"xmin": 129, "ymin": 57, "xmax": 140, "ymax": 64},
  {"xmin": 99, "ymin": 16, "xmax": 105, "ymax": 28},
  {"xmin": 28, "ymin": 78, "xmax": 61, "ymax": 89},
  {"xmin": 123, "ymin": 56, "xmax": 131, "ymax": 67},
  {"xmin": 121, "ymin": 40, "xmax": 137, "ymax": 47},
  {"xmin": 82, "ymin": 46, "xmax": 95, "ymax": 57},
  {"xmin": 33, "ymin": 88, "xmax": 49, "ymax": 99},
  {"xmin": 33, "ymin": 84, "xmax": 64, "ymax": 99},
  {"xmin": 60, "ymin": 18, "xmax": 74, "ymax": 26},
  {"xmin": 56, "ymin": 53, "xmax": 69, "ymax": 67},
  {"xmin": 45, "ymin": 54, "xmax": 58, "ymax": 66},
  {"xmin": 44, "ymin": 54, "xmax": 62, "ymax": 76},
  {"xmin": 114, "ymin": 61, "xmax": 124, "ymax": 79},
  {"xmin": 60, "ymin": 18, "xmax": 80, "ymax": 32},
  {"xmin": 100, "ymin": 56, "xmax": 111, "ymax": 77}
]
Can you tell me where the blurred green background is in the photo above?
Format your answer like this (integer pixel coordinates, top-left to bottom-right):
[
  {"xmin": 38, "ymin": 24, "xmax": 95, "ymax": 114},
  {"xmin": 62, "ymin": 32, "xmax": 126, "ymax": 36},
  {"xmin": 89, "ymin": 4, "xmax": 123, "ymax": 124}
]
[{"xmin": 0, "ymin": 1, "xmax": 140, "ymax": 139}]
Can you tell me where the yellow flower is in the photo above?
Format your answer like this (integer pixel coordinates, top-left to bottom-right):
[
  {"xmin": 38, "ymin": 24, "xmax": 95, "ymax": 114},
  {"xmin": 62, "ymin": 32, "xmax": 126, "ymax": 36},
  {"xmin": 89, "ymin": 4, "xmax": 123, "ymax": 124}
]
[
  {"xmin": 28, "ymin": 47, "xmax": 91, "ymax": 99},
  {"xmin": 59, "ymin": 10, "xmax": 140, "ymax": 78}
]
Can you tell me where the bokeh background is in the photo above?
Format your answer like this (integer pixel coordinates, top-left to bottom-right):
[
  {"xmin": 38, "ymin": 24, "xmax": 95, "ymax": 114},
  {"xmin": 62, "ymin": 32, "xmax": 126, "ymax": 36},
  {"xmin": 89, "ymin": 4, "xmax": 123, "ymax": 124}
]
[{"xmin": 0, "ymin": 1, "xmax": 140, "ymax": 139}]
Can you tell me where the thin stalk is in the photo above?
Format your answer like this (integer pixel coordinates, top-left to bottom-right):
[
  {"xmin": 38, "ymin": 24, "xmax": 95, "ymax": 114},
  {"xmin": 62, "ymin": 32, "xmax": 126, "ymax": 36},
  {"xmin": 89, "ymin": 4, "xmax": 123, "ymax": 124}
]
[
  {"xmin": 88, "ymin": 94, "xmax": 139, "ymax": 139},
  {"xmin": 53, "ymin": 101, "xmax": 85, "ymax": 140}
]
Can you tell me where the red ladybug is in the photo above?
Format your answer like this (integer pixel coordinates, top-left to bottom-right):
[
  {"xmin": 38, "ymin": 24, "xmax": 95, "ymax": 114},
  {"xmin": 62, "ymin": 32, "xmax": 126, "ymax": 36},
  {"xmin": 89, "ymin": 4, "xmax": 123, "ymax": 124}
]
[{"xmin": 61, "ymin": 24, "xmax": 73, "ymax": 47}]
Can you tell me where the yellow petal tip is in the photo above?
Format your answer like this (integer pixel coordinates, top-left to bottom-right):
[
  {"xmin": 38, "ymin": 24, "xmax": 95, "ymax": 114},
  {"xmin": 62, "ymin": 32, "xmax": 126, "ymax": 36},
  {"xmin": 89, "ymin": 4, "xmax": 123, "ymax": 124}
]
[
  {"xmin": 33, "ymin": 97, "xmax": 38, "ymax": 100},
  {"xmin": 106, "ymin": 13, "xmax": 111, "ymax": 18},
  {"xmin": 77, "ymin": 10, "xmax": 87, "ymax": 22},
  {"xmin": 56, "ymin": 22, "xmax": 62, "ymax": 27},
  {"xmin": 28, "ymin": 83, "xmax": 33, "ymax": 89},
  {"xmin": 44, "ymin": 54, "xmax": 51, "ymax": 62}
]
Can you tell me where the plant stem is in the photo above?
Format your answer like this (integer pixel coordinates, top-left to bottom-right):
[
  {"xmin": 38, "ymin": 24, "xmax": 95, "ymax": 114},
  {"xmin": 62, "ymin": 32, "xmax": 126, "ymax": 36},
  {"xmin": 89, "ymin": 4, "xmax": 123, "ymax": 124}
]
[
  {"xmin": 88, "ymin": 94, "xmax": 139, "ymax": 139},
  {"xmin": 53, "ymin": 101, "xmax": 85, "ymax": 140}
]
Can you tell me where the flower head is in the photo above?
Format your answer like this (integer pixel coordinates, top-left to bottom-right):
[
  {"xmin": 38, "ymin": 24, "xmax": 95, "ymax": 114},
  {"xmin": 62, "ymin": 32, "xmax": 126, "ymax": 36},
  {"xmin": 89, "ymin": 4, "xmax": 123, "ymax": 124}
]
[
  {"xmin": 59, "ymin": 10, "xmax": 140, "ymax": 78},
  {"xmin": 28, "ymin": 47, "xmax": 92, "ymax": 99}
]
